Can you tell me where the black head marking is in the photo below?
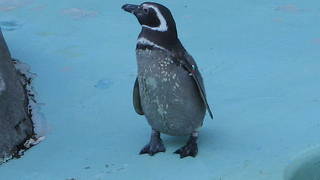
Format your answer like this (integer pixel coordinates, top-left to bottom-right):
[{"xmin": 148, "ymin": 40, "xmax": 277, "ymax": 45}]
[
  {"xmin": 137, "ymin": 4, "xmax": 161, "ymax": 28},
  {"xmin": 122, "ymin": 2, "xmax": 180, "ymax": 50},
  {"xmin": 139, "ymin": 2, "xmax": 175, "ymax": 32},
  {"xmin": 122, "ymin": 2, "xmax": 176, "ymax": 32}
]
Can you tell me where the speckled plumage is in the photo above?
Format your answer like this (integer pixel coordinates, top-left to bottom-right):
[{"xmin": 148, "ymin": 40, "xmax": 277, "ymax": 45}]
[{"xmin": 135, "ymin": 48, "xmax": 205, "ymax": 136}]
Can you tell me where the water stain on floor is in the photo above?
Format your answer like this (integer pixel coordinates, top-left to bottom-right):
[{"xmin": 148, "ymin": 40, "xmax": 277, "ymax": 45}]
[
  {"xmin": 36, "ymin": 31, "xmax": 57, "ymax": 37},
  {"xmin": 0, "ymin": 0, "xmax": 34, "ymax": 11},
  {"xmin": 62, "ymin": 8, "xmax": 98, "ymax": 20},
  {"xmin": 104, "ymin": 163, "xmax": 128, "ymax": 174},
  {"xmin": 0, "ymin": 21, "xmax": 22, "ymax": 31},
  {"xmin": 56, "ymin": 46, "xmax": 84, "ymax": 58},
  {"xmin": 274, "ymin": 4, "xmax": 308, "ymax": 13},
  {"xmin": 30, "ymin": 4, "xmax": 47, "ymax": 11},
  {"xmin": 94, "ymin": 79, "xmax": 113, "ymax": 90}
]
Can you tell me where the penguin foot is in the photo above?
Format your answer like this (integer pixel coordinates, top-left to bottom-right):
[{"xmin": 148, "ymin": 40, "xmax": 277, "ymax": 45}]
[
  {"xmin": 174, "ymin": 132, "xmax": 198, "ymax": 158},
  {"xmin": 174, "ymin": 142, "xmax": 198, "ymax": 158},
  {"xmin": 139, "ymin": 140, "xmax": 166, "ymax": 156},
  {"xmin": 139, "ymin": 130, "xmax": 166, "ymax": 156}
]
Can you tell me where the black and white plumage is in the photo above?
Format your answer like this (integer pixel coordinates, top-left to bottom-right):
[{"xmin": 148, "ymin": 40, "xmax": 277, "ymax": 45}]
[{"xmin": 122, "ymin": 2, "xmax": 213, "ymax": 158}]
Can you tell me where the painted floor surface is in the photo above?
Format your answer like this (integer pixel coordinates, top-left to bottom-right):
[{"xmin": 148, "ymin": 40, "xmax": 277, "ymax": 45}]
[{"xmin": 1, "ymin": 0, "xmax": 320, "ymax": 179}]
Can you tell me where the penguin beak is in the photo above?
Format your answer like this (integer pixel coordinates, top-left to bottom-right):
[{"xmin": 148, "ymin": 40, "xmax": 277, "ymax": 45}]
[{"xmin": 122, "ymin": 4, "xmax": 139, "ymax": 14}]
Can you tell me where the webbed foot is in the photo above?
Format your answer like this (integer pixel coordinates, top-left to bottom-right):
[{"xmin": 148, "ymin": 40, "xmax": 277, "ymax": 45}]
[
  {"xmin": 139, "ymin": 130, "xmax": 166, "ymax": 156},
  {"xmin": 174, "ymin": 132, "xmax": 198, "ymax": 158}
]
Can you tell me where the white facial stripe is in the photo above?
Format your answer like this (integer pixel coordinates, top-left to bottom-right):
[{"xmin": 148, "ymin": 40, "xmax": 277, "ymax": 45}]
[
  {"xmin": 142, "ymin": 4, "xmax": 168, "ymax": 32},
  {"xmin": 137, "ymin": 37, "xmax": 166, "ymax": 50}
]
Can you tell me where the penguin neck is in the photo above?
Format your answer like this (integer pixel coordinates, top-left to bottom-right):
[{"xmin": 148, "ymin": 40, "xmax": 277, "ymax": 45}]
[{"xmin": 138, "ymin": 27, "xmax": 179, "ymax": 50}]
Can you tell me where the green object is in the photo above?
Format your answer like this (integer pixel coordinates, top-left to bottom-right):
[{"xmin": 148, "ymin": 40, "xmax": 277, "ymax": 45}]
[{"xmin": 285, "ymin": 147, "xmax": 320, "ymax": 180}]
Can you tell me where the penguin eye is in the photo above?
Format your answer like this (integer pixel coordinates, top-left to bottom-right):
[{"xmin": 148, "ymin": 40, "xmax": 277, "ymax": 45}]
[{"xmin": 142, "ymin": 7, "xmax": 149, "ymax": 14}]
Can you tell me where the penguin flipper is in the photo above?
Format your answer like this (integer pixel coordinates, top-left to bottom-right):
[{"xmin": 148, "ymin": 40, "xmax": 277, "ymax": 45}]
[
  {"xmin": 191, "ymin": 71, "xmax": 214, "ymax": 119},
  {"xmin": 178, "ymin": 53, "xmax": 214, "ymax": 119},
  {"xmin": 133, "ymin": 77, "xmax": 144, "ymax": 115}
]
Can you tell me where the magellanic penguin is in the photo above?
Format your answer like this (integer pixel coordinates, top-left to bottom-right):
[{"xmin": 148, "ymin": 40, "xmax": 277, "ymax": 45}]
[{"xmin": 122, "ymin": 2, "xmax": 213, "ymax": 158}]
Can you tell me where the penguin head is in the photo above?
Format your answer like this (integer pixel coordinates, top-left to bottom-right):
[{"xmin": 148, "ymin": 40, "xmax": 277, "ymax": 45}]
[
  {"xmin": 122, "ymin": 2, "xmax": 181, "ymax": 49},
  {"xmin": 122, "ymin": 2, "xmax": 176, "ymax": 33}
]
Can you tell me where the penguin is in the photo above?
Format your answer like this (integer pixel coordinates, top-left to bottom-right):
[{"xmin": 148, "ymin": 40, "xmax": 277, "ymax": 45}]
[{"xmin": 122, "ymin": 2, "xmax": 213, "ymax": 158}]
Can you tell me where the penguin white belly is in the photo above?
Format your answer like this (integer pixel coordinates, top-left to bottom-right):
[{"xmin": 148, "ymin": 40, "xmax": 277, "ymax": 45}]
[{"xmin": 136, "ymin": 49, "xmax": 205, "ymax": 136}]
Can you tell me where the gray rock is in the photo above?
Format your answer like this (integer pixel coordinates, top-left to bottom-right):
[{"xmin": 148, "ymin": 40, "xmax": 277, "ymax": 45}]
[{"xmin": 0, "ymin": 30, "xmax": 34, "ymax": 162}]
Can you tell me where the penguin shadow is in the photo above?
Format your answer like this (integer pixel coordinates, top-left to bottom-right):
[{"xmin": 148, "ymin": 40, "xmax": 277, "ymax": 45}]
[
  {"xmin": 199, "ymin": 128, "xmax": 217, "ymax": 147},
  {"xmin": 162, "ymin": 135, "xmax": 188, "ymax": 149},
  {"xmin": 161, "ymin": 129, "xmax": 216, "ymax": 152}
]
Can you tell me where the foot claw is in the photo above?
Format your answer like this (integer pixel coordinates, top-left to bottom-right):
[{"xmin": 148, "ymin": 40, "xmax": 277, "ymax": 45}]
[
  {"xmin": 139, "ymin": 140, "xmax": 165, "ymax": 156},
  {"xmin": 174, "ymin": 142, "xmax": 198, "ymax": 158}
]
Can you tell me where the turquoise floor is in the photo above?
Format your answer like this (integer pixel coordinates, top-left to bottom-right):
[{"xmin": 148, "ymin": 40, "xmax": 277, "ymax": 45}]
[{"xmin": 0, "ymin": 0, "xmax": 320, "ymax": 179}]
